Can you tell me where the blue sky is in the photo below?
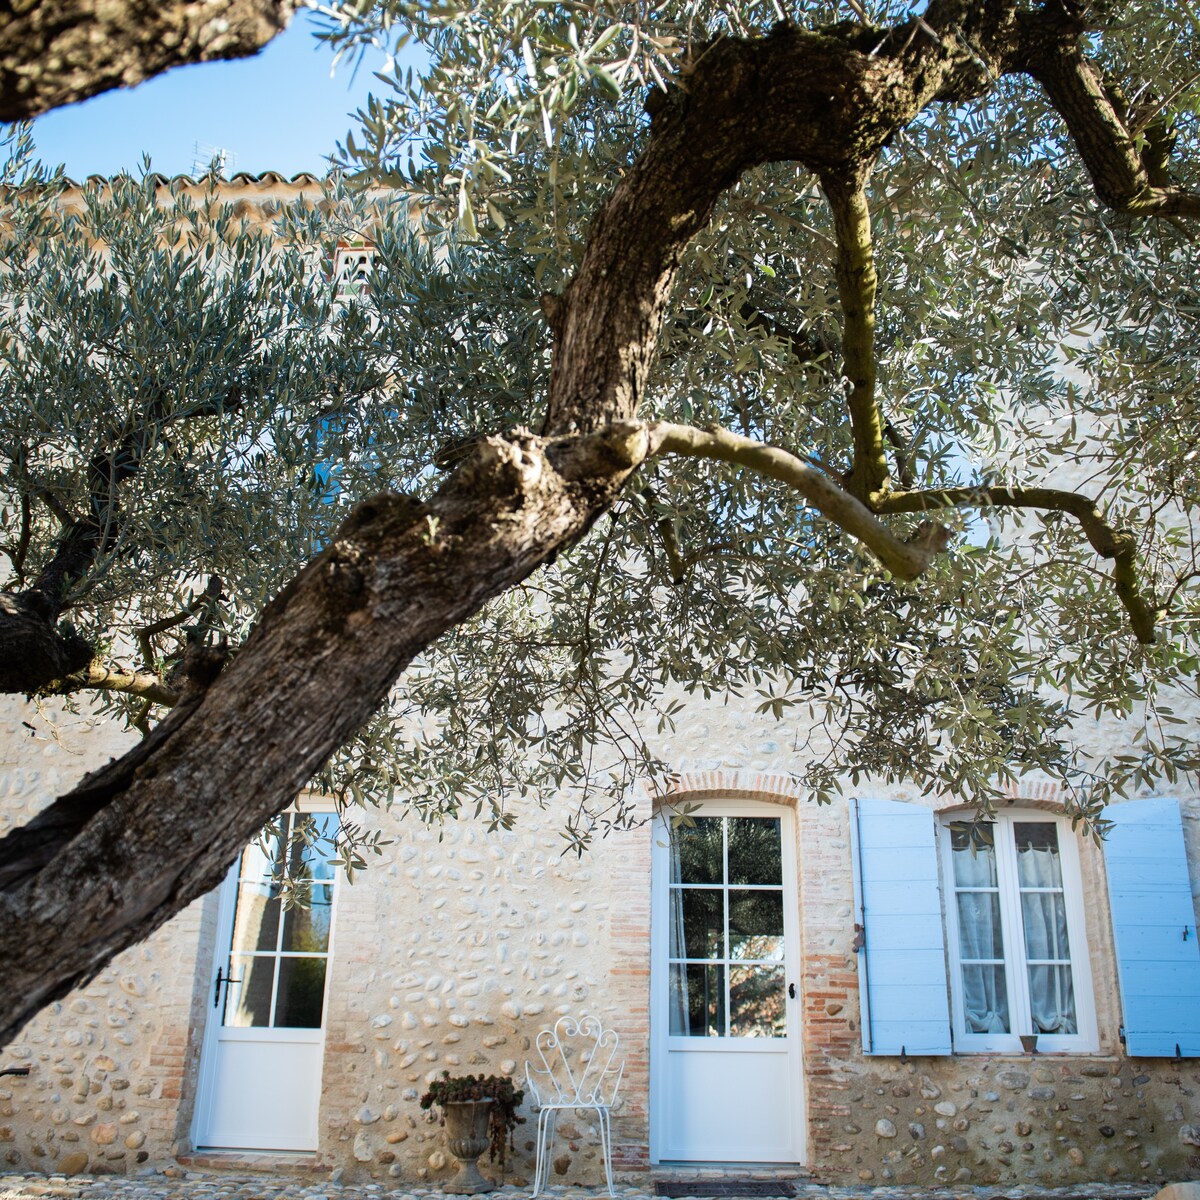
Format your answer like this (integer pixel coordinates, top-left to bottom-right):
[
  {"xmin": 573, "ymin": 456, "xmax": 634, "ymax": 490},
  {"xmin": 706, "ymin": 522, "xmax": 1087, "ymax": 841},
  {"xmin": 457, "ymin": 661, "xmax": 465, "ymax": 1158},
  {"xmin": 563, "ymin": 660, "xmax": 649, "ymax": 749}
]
[{"xmin": 31, "ymin": 11, "xmax": 394, "ymax": 180}]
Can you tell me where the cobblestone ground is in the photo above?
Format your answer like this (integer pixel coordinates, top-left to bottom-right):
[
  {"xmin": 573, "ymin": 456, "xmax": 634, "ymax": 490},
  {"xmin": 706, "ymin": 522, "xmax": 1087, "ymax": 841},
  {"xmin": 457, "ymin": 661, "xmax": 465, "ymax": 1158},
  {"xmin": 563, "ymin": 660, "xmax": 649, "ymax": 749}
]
[{"xmin": 0, "ymin": 1171, "xmax": 1161, "ymax": 1200}]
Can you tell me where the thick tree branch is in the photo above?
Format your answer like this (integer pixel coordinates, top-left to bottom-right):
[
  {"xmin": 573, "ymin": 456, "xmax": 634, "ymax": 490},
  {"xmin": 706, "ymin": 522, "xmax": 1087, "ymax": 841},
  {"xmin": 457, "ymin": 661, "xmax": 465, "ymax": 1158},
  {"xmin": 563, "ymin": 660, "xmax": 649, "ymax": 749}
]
[
  {"xmin": 0, "ymin": 0, "xmax": 295, "ymax": 121},
  {"xmin": 0, "ymin": 423, "xmax": 650, "ymax": 1046},
  {"xmin": 874, "ymin": 485, "xmax": 1157, "ymax": 642},
  {"xmin": 1013, "ymin": 12, "xmax": 1200, "ymax": 218},
  {"xmin": 647, "ymin": 421, "xmax": 948, "ymax": 580},
  {"xmin": 65, "ymin": 664, "xmax": 181, "ymax": 708},
  {"xmin": 823, "ymin": 174, "xmax": 890, "ymax": 500}
]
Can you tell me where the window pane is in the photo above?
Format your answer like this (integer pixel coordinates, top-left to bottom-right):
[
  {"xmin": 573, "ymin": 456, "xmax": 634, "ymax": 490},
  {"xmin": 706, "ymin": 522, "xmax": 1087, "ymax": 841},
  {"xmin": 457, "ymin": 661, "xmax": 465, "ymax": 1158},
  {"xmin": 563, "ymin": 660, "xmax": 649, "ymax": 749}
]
[
  {"xmin": 729, "ymin": 890, "xmax": 784, "ymax": 961},
  {"xmin": 230, "ymin": 882, "xmax": 281, "ymax": 954},
  {"xmin": 1021, "ymin": 891, "xmax": 1071, "ymax": 961},
  {"xmin": 729, "ymin": 966, "xmax": 786, "ymax": 1037},
  {"xmin": 955, "ymin": 892, "xmax": 1004, "ymax": 960},
  {"xmin": 1014, "ymin": 822, "xmax": 1063, "ymax": 887},
  {"xmin": 670, "ymin": 818, "xmax": 724, "ymax": 885},
  {"xmin": 1028, "ymin": 964, "xmax": 1077, "ymax": 1034},
  {"xmin": 274, "ymin": 958, "xmax": 328, "ymax": 1028},
  {"xmin": 669, "ymin": 888, "xmax": 723, "ymax": 959},
  {"xmin": 960, "ymin": 963, "xmax": 1010, "ymax": 1033},
  {"xmin": 727, "ymin": 817, "xmax": 782, "ymax": 885},
  {"xmin": 668, "ymin": 963, "xmax": 726, "ymax": 1036},
  {"xmin": 281, "ymin": 884, "xmax": 333, "ymax": 953},
  {"xmin": 225, "ymin": 955, "xmax": 274, "ymax": 1028},
  {"xmin": 950, "ymin": 823, "xmax": 997, "ymax": 886}
]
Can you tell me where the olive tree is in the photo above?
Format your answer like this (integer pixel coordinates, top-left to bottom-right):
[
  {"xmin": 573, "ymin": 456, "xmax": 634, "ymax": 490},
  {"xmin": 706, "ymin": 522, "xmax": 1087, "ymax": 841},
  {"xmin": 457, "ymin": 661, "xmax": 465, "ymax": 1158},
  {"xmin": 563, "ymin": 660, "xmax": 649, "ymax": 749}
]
[{"xmin": 1, "ymin": 0, "xmax": 1199, "ymax": 1047}]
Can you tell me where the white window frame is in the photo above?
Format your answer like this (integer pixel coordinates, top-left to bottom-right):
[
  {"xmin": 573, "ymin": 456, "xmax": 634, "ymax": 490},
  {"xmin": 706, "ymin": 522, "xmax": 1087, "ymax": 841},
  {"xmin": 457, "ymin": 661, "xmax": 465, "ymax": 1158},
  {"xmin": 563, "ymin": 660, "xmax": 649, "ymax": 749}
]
[
  {"xmin": 332, "ymin": 238, "xmax": 375, "ymax": 300},
  {"xmin": 940, "ymin": 810, "xmax": 1098, "ymax": 1054}
]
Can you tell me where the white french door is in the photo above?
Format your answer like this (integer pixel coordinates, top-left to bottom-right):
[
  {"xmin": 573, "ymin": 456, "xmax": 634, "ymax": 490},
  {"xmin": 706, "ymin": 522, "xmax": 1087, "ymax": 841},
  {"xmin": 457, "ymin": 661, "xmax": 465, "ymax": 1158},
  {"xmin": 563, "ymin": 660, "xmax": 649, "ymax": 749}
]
[
  {"xmin": 651, "ymin": 802, "xmax": 804, "ymax": 1163},
  {"xmin": 192, "ymin": 810, "xmax": 339, "ymax": 1152}
]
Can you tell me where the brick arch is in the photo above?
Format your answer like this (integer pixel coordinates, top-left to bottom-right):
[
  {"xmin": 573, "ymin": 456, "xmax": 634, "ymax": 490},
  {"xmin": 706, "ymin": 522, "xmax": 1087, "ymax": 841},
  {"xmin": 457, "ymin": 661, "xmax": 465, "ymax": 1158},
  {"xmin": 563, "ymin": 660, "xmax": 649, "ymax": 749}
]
[
  {"xmin": 653, "ymin": 768, "xmax": 805, "ymax": 808},
  {"xmin": 937, "ymin": 779, "xmax": 1069, "ymax": 818}
]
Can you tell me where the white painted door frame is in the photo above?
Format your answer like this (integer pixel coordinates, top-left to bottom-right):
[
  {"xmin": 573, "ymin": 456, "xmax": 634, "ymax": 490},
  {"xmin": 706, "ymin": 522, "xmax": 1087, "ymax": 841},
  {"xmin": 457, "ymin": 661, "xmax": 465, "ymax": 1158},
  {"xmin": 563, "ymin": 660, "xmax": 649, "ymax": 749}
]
[{"xmin": 649, "ymin": 799, "xmax": 805, "ymax": 1164}]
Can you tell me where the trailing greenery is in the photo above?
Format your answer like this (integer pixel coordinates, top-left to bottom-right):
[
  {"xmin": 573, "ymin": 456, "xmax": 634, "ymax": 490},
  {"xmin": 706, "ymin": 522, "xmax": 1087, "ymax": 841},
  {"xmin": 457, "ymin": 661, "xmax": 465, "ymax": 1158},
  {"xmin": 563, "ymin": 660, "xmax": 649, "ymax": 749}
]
[{"xmin": 420, "ymin": 1071, "xmax": 526, "ymax": 1164}]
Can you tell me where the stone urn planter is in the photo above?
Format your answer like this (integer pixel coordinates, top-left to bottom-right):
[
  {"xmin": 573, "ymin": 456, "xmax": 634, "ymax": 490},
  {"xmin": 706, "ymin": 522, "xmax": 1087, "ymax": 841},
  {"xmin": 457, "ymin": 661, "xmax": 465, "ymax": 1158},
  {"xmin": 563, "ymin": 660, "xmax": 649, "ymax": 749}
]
[{"xmin": 442, "ymin": 1099, "xmax": 496, "ymax": 1195}]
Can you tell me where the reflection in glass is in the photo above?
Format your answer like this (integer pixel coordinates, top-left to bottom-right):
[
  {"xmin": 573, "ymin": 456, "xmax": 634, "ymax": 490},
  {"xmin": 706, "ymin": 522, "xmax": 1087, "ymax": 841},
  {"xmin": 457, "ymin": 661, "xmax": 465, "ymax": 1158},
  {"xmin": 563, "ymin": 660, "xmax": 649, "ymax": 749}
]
[
  {"xmin": 727, "ymin": 818, "xmax": 782, "ymax": 885},
  {"xmin": 275, "ymin": 958, "xmax": 327, "ymax": 1028},
  {"xmin": 1014, "ymin": 822, "xmax": 1063, "ymax": 887},
  {"xmin": 670, "ymin": 818, "xmax": 724, "ymax": 885},
  {"xmin": 288, "ymin": 814, "xmax": 339, "ymax": 882},
  {"xmin": 226, "ymin": 955, "xmax": 274, "ymax": 1027},
  {"xmin": 950, "ymin": 823, "xmax": 997, "ymax": 886},
  {"xmin": 670, "ymin": 888, "xmax": 723, "ymax": 960},
  {"xmin": 282, "ymin": 884, "xmax": 333, "ymax": 953},
  {"xmin": 729, "ymin": 966, "xmax": 786, "ymax": 1037},
  {"xmin": 729, "ymin": 891, "xmax": 784, "ymax": 961},
  {"xmin": 230, "ymin": 882, "xmax": 281, "ymax": 954},
  {"xmin": 1028, "ymin": 964, "xmax": 1077, "ymax": 1034},
  {"xmin": 960, "ymin": 963, "xmax": 1010, "ymax": 1033},
  {"xmin": 669, "ymin": 963, "xmax": 725, "ymax": 1036},
  {"xmin": 239, "ymin": 830, "xmax": 281, "ymax": 880}
]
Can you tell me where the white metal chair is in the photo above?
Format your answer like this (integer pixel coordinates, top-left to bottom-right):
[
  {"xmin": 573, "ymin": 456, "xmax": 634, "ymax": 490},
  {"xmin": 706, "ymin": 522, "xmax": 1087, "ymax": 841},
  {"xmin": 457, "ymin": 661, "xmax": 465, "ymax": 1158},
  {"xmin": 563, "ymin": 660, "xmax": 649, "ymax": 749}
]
[{"xmin": 525, "ymin": 1014, "xmax": 624, "ymax": 1197}]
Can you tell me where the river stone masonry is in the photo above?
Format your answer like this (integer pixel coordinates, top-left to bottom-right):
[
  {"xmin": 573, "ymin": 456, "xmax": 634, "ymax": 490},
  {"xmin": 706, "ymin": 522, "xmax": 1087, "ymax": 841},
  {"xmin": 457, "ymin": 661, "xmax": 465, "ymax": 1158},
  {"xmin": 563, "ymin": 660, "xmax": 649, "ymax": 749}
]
[{"xmin": 2, "ymin": 685, "xmax": 1200, "ymax": 1187}]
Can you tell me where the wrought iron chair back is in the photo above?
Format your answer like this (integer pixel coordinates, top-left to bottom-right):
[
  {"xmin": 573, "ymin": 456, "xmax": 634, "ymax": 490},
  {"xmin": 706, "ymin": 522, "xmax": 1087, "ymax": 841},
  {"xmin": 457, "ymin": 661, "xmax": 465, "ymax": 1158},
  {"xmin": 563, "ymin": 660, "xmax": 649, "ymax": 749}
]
[
  {"xmin": 529, "ymin": 1014, "xmax": 622, "ymax": 1108},
  {"xmin": 524, "ymin": 1014, "xmax": 623, "ymax": 1197}
]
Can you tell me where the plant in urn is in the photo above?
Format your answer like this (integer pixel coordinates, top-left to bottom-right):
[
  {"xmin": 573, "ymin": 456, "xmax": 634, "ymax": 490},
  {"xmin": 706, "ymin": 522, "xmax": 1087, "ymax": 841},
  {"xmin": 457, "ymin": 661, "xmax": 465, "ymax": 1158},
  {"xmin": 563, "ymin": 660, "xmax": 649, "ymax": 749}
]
[{"xmin": 421, "ymin": 1073, "xmax": 525, "ymax": 1195}]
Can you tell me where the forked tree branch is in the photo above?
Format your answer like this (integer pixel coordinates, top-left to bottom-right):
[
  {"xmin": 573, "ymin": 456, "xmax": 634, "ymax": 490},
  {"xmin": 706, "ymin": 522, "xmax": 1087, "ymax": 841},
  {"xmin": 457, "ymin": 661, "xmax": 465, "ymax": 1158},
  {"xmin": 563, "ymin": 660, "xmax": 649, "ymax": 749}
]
[
  {"xmin": 874, "ymin": 485, "xmax": 1157, "ymax": 642},
  {"xmin": 646, "ymin": 421, "xmax": 949, "ymax": 580}
]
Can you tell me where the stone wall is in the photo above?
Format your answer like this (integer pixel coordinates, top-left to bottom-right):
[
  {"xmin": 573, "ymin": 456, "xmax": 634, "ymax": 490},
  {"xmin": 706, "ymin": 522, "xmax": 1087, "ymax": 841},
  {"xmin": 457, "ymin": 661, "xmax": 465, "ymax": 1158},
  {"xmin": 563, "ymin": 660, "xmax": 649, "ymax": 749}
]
[
  {"xmin": 312, "ymin": 797, "xmax": 652, "ymax": 1186},
  {"xmin": 2, "ymin": 692, "xmax": 1199, "ymax": 1187}
]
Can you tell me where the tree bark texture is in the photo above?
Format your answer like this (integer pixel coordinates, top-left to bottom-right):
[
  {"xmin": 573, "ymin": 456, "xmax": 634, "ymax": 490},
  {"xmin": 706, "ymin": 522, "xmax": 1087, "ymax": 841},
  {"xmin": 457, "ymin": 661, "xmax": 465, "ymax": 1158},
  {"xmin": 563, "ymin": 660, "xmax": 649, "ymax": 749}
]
[
  {"xmin": 0, "ymin": 0, "xmax": 294, "ymax": 121},
  {"xmin": 2, "ymin": 0, "xmax": 1197, "ymax": 1047}
]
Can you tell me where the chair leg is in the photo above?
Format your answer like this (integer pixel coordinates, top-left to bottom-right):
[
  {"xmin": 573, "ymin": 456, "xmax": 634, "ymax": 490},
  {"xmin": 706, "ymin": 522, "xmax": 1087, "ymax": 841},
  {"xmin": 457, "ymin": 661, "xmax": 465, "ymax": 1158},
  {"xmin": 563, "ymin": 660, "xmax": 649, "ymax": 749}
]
[
  {"xmin": 531, "ymin": 1110, "xmax": 549, "ymax": 1198},
  {"xmin": 532, "ymin": 1109, "xmax": 559, "ymax": 1198},
  {"xmin": 597, "ymin": 1106, "xmax": 616, "ymax": 1197}
]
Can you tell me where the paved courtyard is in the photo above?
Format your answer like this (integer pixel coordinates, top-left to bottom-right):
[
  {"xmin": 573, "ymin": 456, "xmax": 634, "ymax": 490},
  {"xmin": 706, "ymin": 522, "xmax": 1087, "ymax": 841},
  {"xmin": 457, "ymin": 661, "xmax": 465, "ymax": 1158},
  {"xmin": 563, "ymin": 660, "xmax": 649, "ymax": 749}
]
[{"xmin": 0, "ymin": 1170, "xmax": 1165, "ymax": 1200}]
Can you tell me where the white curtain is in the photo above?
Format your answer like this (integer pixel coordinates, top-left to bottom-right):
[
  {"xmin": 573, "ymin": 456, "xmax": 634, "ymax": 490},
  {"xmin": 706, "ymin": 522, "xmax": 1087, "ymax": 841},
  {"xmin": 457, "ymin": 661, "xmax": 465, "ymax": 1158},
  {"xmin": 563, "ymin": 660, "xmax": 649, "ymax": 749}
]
[
  {"xmin": 953, "ymin": 835, "xmax": 1009, "ymax": 1033},
  {"xmin": 668, "ymin": 836, "xmax": 690, "ymax": 1034},
  {"xmin": 1016, "ymin": 836, "xmax": 1076, "ymax": 1034}
]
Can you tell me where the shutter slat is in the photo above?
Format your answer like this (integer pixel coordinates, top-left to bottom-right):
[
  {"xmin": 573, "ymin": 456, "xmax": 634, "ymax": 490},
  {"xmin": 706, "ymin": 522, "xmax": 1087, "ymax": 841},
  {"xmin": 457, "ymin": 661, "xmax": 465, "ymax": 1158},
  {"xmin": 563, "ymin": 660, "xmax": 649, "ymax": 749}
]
[
  {"xmin": 1103, "ymin": 798, "xmax": 1200, "ymax": 1057},
  {"xmin": 850, "ymin": 798, "xmax": 952, "ymax": 1056}
]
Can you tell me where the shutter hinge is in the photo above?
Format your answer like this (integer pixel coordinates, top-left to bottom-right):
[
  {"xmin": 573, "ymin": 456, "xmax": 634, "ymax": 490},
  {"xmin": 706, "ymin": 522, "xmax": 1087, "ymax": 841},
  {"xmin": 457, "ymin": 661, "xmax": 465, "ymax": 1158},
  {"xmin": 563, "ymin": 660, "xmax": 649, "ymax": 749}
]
[
  {"xmin": 852, "ymin": 922, "xmax": 866, "ymax": 952},
  {"xmin": 1118, "ymin": 1025, "xmax": 1126, "ymax": 1045}
]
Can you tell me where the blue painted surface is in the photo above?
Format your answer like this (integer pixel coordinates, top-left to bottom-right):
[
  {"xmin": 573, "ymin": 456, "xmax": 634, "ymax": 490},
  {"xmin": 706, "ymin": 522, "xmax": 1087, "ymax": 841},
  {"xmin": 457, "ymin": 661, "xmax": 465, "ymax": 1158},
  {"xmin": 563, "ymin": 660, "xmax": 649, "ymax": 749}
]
[
  {"xmin": 1103, "ymin": 798, "xmax": 1200, "ymax": 1057},
  {"xmin": 851, "ymin": 799, "xmax": 952, "ymax": 1056}
]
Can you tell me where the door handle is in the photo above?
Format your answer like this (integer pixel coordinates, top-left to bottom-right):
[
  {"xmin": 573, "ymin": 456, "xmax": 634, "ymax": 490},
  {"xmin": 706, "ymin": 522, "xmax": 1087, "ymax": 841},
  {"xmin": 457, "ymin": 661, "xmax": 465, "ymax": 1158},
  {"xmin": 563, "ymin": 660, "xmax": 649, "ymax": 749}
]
[
  {"xmin": 788, "ymin": 982, "xmax": 796, "ymax": 999},
  {"xmin": 213, "ymin": 966, "xmax": 242, "ymax": 1008}
]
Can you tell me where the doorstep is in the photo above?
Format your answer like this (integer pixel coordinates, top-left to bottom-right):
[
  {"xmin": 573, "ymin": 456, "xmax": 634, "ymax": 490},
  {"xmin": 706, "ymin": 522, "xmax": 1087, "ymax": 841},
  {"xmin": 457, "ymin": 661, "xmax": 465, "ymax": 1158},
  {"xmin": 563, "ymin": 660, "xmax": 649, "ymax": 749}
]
[{"xmin": 175, "ymin": 1151, "xmax": 330, "ymax": 1176}]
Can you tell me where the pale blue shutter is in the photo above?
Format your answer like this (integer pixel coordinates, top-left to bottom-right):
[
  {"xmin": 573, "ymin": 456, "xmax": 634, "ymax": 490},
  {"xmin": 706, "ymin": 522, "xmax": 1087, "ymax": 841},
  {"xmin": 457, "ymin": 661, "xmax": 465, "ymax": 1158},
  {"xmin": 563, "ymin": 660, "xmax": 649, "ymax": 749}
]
[
  {"xmin": 1103, "ymin": 797, "xmax": 1200, "ymax": 1057},
  {"xmin": 849, "ymin": 798, "xmax": 952, "ymax": 1055}
]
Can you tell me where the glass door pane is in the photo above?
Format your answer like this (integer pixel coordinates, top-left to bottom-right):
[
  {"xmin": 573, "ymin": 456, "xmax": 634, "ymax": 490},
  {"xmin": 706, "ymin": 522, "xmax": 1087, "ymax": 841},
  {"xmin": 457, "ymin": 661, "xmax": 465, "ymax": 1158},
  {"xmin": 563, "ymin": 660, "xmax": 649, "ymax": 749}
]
[
  {"xmin": 219, "ymin": 812, "xmax": 338, "ymax": 1030},
  {"xmin": 668, "ymin": 815, "xmax": 787, "ymax": 1038}
]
